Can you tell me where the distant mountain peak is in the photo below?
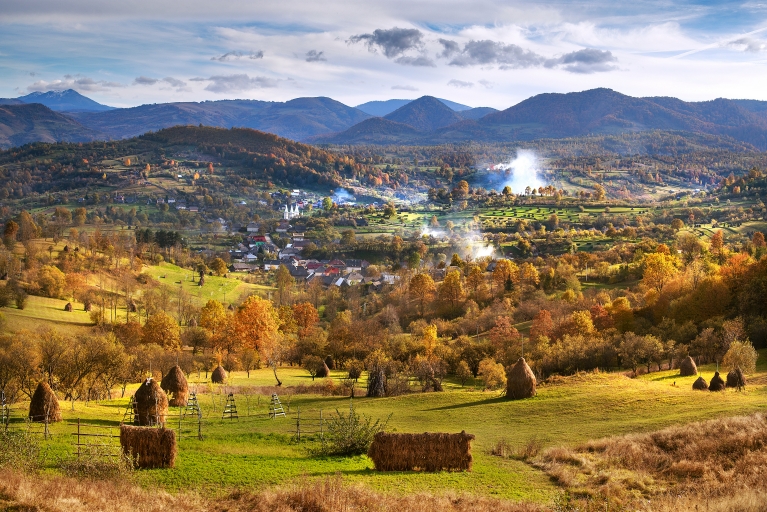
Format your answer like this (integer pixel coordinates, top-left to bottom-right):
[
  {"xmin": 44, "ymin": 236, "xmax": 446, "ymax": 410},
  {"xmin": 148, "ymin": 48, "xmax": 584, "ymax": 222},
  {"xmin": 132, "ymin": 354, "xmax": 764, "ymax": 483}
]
[
  {"xmin": 383, "ymin": 96, "xmax": 464, "ymax": 132},
  {"xmin": 17, "ymin": 89, "xmax": 114, "ymax": 112},
  {"xmin": 356, "ymin": 97, "xmax": 472, "ymax": 116}
]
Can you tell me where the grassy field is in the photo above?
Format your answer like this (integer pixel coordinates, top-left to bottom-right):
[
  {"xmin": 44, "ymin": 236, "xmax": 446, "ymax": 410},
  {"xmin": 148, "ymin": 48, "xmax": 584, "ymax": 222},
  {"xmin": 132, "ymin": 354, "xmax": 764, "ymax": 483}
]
[
  {"xmin": 7, "ymin": 355, "xmax": 767, "ymax": 505},
  {"xmin": 143, "ymin": 262, "xmax": 275, "ymax": 306},
  {"xmin": 2, "ymin": 294, "xmax": 94, "ymax": 333}
]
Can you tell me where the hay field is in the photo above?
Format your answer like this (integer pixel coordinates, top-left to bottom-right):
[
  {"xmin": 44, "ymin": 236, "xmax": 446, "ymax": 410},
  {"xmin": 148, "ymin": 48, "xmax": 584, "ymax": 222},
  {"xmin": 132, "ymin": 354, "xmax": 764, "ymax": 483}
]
[{"xmin": 6, "ymin": 354, "xmax": 767, "ymax": 504}]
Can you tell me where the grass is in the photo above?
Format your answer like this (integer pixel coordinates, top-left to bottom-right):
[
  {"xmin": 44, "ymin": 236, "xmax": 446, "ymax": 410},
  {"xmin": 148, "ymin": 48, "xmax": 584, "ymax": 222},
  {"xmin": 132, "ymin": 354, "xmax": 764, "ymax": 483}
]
[
  {"xmin": 6, "ymin": 356, "xmax": 767, "ymax": 504},
  {"xmin": 2, "ymin": 295, "xmax": 94, "ymax": 333},
  {"xmin": 143, "ymin": 262, "xmax": 275, "ymax": 306}
]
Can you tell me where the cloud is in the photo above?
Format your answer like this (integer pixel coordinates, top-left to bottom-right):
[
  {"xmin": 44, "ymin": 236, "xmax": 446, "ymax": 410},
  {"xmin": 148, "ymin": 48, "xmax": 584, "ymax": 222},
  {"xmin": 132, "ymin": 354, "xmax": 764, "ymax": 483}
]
[
  {"xmin": 348, "ymin": 27, "xmax": 424, "ymax": 58},
  {"xmin": 133, "ymin": 76, "xmax": 188, "ymax": 88},
  {"xmin": 133, "ymin": 76, "xmax": 158, "ymax": 85},
  {"xmin": 447, "ymin": 79, "xmax": 473, "ymax": 88},
  {"xmin": 447, "ymin": 40, "xmax": 545, "ymax": 68},
  {"xmin": 438, "ymin": 38, "xmax": 461, "ymax": 58},
  {"xmin": 27, "ymin": 75, "xmax": 123, "ymax": 92},
  {"xmin": 305, "ymin": 50, "xmax": 326, "ymax": 62},
  {"xmin": 191, "ymin": 74, "xmax": 278, "ymax": 93},
  {"xmin": 394, "ymin": 55, "xmax": 435, "ymax": 66},
  {"xmin": 727, "ymin": 37, "xmax": 767, "ymax": 52},
  {"xmin": 545, "ymin": 48, "xmax": 618, "ymax": 73},
  {"xmin": 479, "ymin": 79, "xmax": 493, "ymax": 88},
  {"xmin": 392, "ymin": 84, "xmax": 418, "ymax": 91},
  {"xmin": 211, "ymin": 50, "xmax": 264, "ymax": 61}
]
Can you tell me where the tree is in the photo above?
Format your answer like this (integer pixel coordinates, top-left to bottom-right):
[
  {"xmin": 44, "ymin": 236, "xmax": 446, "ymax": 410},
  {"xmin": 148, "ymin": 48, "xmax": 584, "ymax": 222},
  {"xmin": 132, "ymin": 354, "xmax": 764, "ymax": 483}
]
[
  {"xmin": 276, "ymin": 265, "xmax": 295, "ymax": 305},
  {"xmin": 409, "ymin": 273, "xmax": 436, "ymax": 317},
  {"xmin": 530, "ymin": 310, "xmax": 554, "ymax": 340},
  {"xmin": 200, "ymin": 299, "xmax": 228, "ymax": 346},
  {"xmin": 722, "ymin": 340, "xmax": 758, "ymax": 374},
  {"xmin": 492, "ymin": 259, "xmax": 519, "ymax": 294},
  {"xmin": 142, "ymin": 311, "xmax": 181, "ymax": 349},
  {"xmin": 671, "ymin": 218, "xmax": 684, "ymax": 231},
  {"xmin": 37, "ymin": 265, "xmax": 66, "ymax": 298},
  {"xmin": 478, "ymin": 358, "xmax": 506, "ymax": 390},
  {"xmin": 302, "ymin": 355, "xmax": 324, "ymax": 380},
  {"xmin": 710, "ymin": 230, "xmax": 725, "ymax": 263},
  {"xmin": 233, "ymin": 296, "xmax": 282, "ymax": 384},
  {"xmin": 209, "ymin": 257, "xmax": 228, "ymax": 276},
  {"xmin": 292, "ymin": 302, "xmax": 320, "ymax": 338},
  {"xmin": 383, "ymin": 203, "xmax": 397, "ymax": 218},
  {"xmin": 438, "ymin": 270, "xmax": 465, "ymax": 313},
  {"xmin": 593, "ymin": 184, "xmax": 606, "ymax": 201},
  {"xmin": 341, "ymin": 229, "xmax": 356, "ymax": 246},
  {"xmin": 456, "ymin": 360, "xmax": 472, "ymax": 386},
  {"xmin": 3, "ymin": 220, "xmax": 18, "ymax": 248},
  {"xmin": 642, "ymin": 253, "xmax": 679, "ymax": 292},
  {"xmin": 240, "ymin": 348, "xmax": 259, "ymax": 378},
  {"xmin": 322, "ymin": 197, "xmax": 333, "ymax": 211}
]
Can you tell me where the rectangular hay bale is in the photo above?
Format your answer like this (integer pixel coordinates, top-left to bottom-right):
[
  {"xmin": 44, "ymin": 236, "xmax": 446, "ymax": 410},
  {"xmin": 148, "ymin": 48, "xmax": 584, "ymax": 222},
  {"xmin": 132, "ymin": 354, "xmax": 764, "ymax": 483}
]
[
  {"xmin": 367, "ymin": 431, "xmax": 475, "ymax": 472},
  {"xmin": 120, "ymin": 424, "xmax": 177, "ymax": 469}
]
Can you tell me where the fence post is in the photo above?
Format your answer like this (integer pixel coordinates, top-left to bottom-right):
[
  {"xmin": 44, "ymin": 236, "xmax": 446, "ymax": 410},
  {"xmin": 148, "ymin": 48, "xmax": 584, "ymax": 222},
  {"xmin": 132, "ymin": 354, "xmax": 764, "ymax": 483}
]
[
  {"xmin": 178, "ymin": 403, "xmax": 182, "ymax": 441},
  {"xmin": 319, "ymin": 409, "xmax": 323, "ymax": 442},
  {"xmin": 77, "ymin": 418, "xmax": 81, "ymax": 459},
  {"xmin": 296, "ymin": 407, "xmax": 300, "ymax": 442}
]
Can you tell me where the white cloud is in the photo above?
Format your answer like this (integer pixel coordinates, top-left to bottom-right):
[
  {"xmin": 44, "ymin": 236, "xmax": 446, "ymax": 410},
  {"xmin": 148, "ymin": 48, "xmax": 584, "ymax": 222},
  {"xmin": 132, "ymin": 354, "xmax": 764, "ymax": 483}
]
[
  {"xmin": 27, "ymin": 75, "xmax": 123, "ymax": 92},
  {"xmin": 211, "ymin": 50, "xmax": 264, "ymax": 61},
  {"xmin": 447, "ymin": 79, "xmax": 473, "ymax": 88},
  {"xmin": 191, "ymin": 74, "xmax": 279, "ymax": 93},
  {"xmin": 392, "ymin": 84, "xmax": 418, "ymax": 91}
]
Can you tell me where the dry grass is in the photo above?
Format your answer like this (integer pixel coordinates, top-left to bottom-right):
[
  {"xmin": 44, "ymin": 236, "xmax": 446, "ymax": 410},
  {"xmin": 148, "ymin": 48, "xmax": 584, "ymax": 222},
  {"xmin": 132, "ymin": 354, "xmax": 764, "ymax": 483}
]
[
  {"xmin": 534, "ymin": 412, "xmax": 767, "ymax": 508},
  {"xmin": 0, "ymin": 470, "xmax": 544, "ymax": 512}
]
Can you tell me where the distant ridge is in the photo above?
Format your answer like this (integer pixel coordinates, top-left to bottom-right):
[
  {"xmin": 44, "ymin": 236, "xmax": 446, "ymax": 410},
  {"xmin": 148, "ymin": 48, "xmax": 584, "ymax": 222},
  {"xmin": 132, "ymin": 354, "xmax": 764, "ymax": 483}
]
[
  {"xmin": 0, "ymin": 103, "xmax": 105, "ymax": 149},
  {"xmin": 356, "ymin": 97, "xmax": 473, "ymax": 116}
]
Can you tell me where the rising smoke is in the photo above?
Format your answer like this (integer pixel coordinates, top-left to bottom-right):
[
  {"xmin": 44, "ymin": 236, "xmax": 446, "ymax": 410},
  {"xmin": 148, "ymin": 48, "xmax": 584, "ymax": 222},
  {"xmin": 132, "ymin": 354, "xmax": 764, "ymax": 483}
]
[
  {"xmin": 332, "ymin": 188, "xmax": 356, "ymax": 204},
  {"xmin": 484, "ymin": 149, "xmax": 546, "ymax": 194}
]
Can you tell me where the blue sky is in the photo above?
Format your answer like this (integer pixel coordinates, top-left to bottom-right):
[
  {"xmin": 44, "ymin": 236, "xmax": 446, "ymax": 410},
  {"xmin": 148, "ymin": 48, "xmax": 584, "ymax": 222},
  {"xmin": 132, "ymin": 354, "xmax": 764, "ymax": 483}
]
[{"xmin": 1, "ymin": 0, "xmax": 766, "ymax": 108}]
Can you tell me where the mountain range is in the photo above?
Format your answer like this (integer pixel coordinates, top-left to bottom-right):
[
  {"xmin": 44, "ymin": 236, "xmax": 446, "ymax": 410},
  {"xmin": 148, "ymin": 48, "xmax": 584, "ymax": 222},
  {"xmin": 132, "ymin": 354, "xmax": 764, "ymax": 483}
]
[{"xmin": 3, "ymin": 88, "xmax": 767, "ymax": 151}]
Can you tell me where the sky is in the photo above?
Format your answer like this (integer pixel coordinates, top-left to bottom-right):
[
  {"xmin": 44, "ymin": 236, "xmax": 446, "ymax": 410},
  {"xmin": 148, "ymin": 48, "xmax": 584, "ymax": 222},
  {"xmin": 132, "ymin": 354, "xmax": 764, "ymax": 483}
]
[{"xmin": 1, "ymin": 0, "xmax": 767, "ymax": 109}]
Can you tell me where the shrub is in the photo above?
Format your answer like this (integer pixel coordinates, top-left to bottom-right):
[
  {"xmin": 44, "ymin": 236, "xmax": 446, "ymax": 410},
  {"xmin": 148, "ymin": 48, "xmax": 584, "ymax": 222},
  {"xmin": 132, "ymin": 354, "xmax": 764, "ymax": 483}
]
[
  {"xmin": 478, "ymin": 358, "xmax": 507, "ymax": 390},
  {"xmin": 313, "ymin": 401, "xmax": 390, "ymax": 456},
  {"xmin": 0, "ymin": 431, "xmax": 42, "ymax": 472}
]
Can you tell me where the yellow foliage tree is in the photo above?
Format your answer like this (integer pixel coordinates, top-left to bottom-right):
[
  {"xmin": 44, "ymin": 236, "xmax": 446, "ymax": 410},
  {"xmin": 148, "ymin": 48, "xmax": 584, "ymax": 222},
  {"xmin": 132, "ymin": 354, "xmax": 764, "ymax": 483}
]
[{"xmin": 142, "ymin": 311, "xmax": 181, "ymax": 350}]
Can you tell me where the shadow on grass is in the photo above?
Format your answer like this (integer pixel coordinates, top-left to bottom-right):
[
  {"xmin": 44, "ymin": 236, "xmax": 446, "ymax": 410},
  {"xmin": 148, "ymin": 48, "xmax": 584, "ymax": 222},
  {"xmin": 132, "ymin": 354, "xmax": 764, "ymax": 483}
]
[{"xmin": 427, "ymin": 395, "xmax": 507, "ymax": 411}]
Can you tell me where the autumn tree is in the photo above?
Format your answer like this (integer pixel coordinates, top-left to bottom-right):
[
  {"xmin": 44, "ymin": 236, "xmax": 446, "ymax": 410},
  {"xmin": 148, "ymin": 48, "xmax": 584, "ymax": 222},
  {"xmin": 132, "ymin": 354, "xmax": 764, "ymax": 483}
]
[
  {"xmin": 275, "ymin": 264, "xmax": 295, "ymax": 305},
  {"xmin": 642, "ymin": 252, "xmax": 679, "ymax": 292},
  {"xmin": 209, "ymin": 257, "xmax": 228, "ymax": 276},
  {"xmin": 492, "ymin": 259, "xmax": 519, "ymax": 294},
  {"xmin": 409, "ymin": 273, "xmax": 436, "ymax": 317},
  {"xmin": 722, "ymin": 340, "xmax": 758, "ymax": 374},
  {"xmin": 530, "ymin": 309, "xmax": 554, "ymax": 341},
  {"xmin": 37, "ymin": 265, "xmax": 66, "ymax": 298},
  {"xmin": 710, "ymin": 230, "xmax": 725, "ymax": 263},
  {"xmin": 142, "ymin": 311, "xmax": 181, "ymax": 350},
  {"xmin": 233, "ymin": 295, "xmax": 281, "ymax": 383},
  {"xmin": 438, "ymin": 270, "xmax": 465, "ymax": 314},
  {"xmin": 200, "ymin": 299, "xmax": 228, "ymax": 346}
]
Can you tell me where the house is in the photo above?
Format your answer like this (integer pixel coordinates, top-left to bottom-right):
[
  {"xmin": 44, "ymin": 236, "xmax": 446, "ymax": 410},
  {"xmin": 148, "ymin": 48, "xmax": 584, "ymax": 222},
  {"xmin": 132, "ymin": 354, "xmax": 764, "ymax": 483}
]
[
  {"xmin": 242, "ymin": 253, "xmax": 259, "ymax": 262},
  {"xmin": 381, "ymin": 273, "xmax": 400, "ymax": 285},
  {"xmin": 289, "ymin": 266, "xmax": 310, "ymax": 281},
  {"xmin": 250, "ymin": 235, "xmax": 268, "ymax": 246},
  {"xmin": 275, "ymin": 220, "xmax": 291, "ymax": 233},
  {"xmin": 292, "ymin": 232, "xmax": 305, "ymax": 241},
  {"xmin": 246, "ymin": 223, "xmax": 261, "ymax": 233},
  {"xmin": 344, "ymin": 259, "xmax": 369, "ymax": 273},
  {"xmin": 279, "ymin": 247, "xmax": 302, "ymax": 259},
  {"xmin": 230, "ymin": 262, "xmax": 257, "ymax": 272},
  {"xmin": 263, "ymin": 260, "xmax": 282, "ymax": 271},
  {"xmin": 189, "ymin": 206, "xmax": 199, "ymax": 213},
  {"xmin": 345, "ymin": 272, "xmax": 364, "ymax": 285}
]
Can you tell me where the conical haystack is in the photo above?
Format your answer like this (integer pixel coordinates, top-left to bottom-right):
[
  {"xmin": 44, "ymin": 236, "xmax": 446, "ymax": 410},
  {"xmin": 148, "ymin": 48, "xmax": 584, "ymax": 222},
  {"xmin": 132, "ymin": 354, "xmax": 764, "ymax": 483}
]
[
  {"xmin": 678, "ymin": 356, "xmax": 697, "ymax": 376},
  {"xmin": 211, "ymin": 365, "xmax": 228, "ymax": 384},
  {"xmin": 709, "ymin": 372, "xmax": 726, "ymax": 392},
  {"xmin": 692, "ymin": 376, "xmax": 709, "ymax": 390},
  {"xmin": 29, "ymin": 381, "xmax": 62, "ymax": 422},
  {"xmin": 160, "ymin": 365, "xmax": 189, "ymax": 407},
  {"xmin": 506, "ymin": 357, "xmax": 536, "ymax": 400},
  {"xmin": 726, "ymin": 368, "xmax": 746, "ymax": 390},
  {"xmin": 134, "ymin": 378, "xmax": 169, "ymax": 426},
  {"xmin": 316, "ymin": 361, "xmax": 330, "ymax": 379},
  {"xmin": 324, "ymin": 355, "xmax": 335, "ymax": 370}
]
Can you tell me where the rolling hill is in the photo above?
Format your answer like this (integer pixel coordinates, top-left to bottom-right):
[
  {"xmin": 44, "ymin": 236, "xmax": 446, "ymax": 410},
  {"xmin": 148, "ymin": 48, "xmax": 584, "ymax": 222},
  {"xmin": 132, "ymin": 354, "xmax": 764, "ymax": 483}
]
[
  {"xmin": 0, "ymin": 103, "xmax": 106, "ymax": 149},
  {"xmin": 356, "ymin": 97, "xmax": 474, "ymax": 116}
]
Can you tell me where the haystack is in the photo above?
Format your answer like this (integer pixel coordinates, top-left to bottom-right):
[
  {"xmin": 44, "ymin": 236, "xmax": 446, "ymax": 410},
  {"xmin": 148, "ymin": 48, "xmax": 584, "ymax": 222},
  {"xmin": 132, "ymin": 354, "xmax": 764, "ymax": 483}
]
[
  {"xmin": 709, "ymin": 372, "xmax": 726, "ymax": 392},
  {"xmin": 28, "ymin": 381, "xmax": 62, "ymax": 422},
  {"xmin": 506, "ymin": 357, "xmax": 536, "ymax": 400},
  {"xmin": 692, "ymin": 376, "xmax": 709, "ymax": 391},
  {"xmin": 64, "ymin": 302, "xmax": 73, "ymax": 312},
  {"xmin": 134, "ymin": 378, "xmax": 169, "ymax": 426},
  {"xmin": 211, "ymin": 365, "xmax": 227, "ymax": 383},
  {"xmin": 726, "ymin": 368, "xmax": 746, "ymax": 390},
  {"xmin": 316, "ymin": 361, "xmax": 330, "ymax": 379},
  {"xmin": 160, "ymin": 365, "xmax": 188, "ymax": 407},
  {"xmin": 325, "ymin": 355, "xmax": 335, "ymax": 370},
  {"xmin": 188, "ymin": 317, "xmax": 198, "ymax": 327},
  {"xmin": 679, "ymin": 356, "xmax": 697, "ymax": 376},
  {"xmin": 120, "ymin": 425, "xmax": 177, "ymax": 469},
  {"xmin": 368, "ymin": 431, "xmax": 475, "ymax": 472}
]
